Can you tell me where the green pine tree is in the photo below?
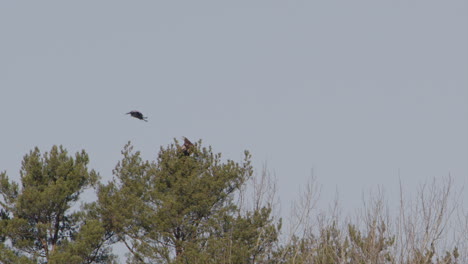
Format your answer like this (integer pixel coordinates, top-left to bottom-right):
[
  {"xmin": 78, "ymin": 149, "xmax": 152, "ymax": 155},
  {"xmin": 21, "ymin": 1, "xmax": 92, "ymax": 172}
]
[
  {"xmin": 0, "ymin": 146, "xmax": 115, "ymax": 264},
  {"xmin": 93, "ymin": 140, "xmax": 280, "ymax": 263}
]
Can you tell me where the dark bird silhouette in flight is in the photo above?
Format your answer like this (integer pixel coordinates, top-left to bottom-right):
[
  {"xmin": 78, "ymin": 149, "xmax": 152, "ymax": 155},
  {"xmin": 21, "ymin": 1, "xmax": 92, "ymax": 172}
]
[
  {"xmin": 126, "ymin": 111, "xmax": 148, "ymax": 122},
  {"xmin": 181, "ymin": 137, "xmax": 194, "ymax": 156}
]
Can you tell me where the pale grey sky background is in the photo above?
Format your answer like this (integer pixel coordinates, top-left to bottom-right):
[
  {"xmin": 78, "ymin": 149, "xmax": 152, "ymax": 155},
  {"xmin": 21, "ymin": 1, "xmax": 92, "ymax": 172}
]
[{"xmin": 1, "ymin": 0, "xmax": 467, "ymax": 232}]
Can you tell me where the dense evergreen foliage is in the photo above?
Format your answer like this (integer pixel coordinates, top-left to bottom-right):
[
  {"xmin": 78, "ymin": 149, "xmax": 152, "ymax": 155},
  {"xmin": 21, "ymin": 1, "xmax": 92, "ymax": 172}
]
[
  {"xmin": 0, "ymin": 141, "xmax": 465, "ymax": 263},
  {"xmin": 92, "ymin": 141, "xmax": 279, "ymax": 263},
  {"xmin": 0, "ymin": 146, "xmax": 114, "ymax": 264}
]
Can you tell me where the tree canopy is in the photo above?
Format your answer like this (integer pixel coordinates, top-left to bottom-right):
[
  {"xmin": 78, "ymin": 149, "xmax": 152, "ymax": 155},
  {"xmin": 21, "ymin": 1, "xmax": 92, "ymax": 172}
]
[
  {"xmin": 0, "ymin": 146, "xmax": 114, "ymax": 264},
  {"xmin": 0, "ymin": 140, "xmax": 465, "ymax": 264},
  {"xmin": 93, "ymin": 140, "xmax": 279, "ymax": 263}
]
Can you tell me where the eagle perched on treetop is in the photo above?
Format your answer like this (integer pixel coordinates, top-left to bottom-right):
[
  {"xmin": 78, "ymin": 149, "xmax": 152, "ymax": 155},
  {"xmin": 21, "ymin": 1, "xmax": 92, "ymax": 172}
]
[{"xmin": 181, "ymin": 137, "xmax": 194, "ymax": 156}]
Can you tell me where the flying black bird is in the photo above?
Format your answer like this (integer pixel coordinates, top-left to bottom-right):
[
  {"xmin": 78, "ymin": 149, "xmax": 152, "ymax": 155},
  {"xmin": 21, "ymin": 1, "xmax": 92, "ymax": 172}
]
[
  {"xmin": 126, "ymin": 111, "xmax": 148, "ymax": 122},
  {"xmin": 181, "ymin": 137, "xmax": 194, "ymax": 156}
]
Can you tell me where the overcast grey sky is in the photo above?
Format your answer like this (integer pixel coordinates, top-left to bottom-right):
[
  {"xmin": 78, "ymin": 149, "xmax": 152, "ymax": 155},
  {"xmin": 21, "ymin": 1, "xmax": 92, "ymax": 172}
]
[{"xmin": 1, "ymin": 1, "xmax": 467, "ymax": 216}]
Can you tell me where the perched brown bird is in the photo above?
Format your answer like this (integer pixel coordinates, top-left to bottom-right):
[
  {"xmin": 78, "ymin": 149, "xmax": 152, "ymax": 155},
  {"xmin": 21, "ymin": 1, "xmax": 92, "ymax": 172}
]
[
  {"xmin": 181, "ymin": 137, "xmax": 194, "ymax": 156},
  {"xmin": 126, "ymin": 111, "xmax": 148, "ymax": 122}
]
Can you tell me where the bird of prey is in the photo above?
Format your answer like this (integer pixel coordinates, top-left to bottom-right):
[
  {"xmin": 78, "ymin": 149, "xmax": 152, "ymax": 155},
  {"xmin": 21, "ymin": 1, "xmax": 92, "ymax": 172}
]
[
  {"xmin": 181, "ymin": 137, "xmax": 194, "ymax": 156},
  {"xmin": 126, "ymin": 111, "xmax": 148, "ymax": 122}
]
